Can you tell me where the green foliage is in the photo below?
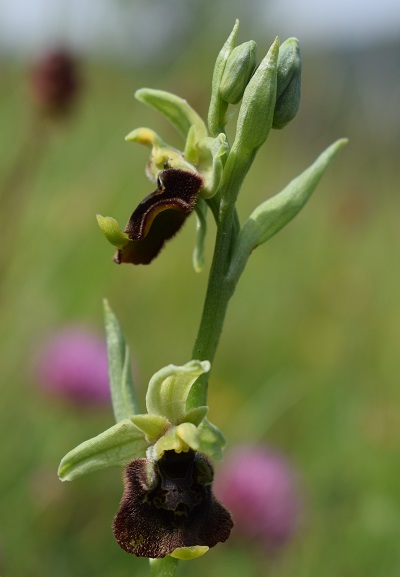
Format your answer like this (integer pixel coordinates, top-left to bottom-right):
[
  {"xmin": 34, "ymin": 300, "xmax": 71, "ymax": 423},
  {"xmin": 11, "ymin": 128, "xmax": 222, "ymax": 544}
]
[{"xmin": 2, "ymin": 24, "xmax": 398, "ymax": 577}]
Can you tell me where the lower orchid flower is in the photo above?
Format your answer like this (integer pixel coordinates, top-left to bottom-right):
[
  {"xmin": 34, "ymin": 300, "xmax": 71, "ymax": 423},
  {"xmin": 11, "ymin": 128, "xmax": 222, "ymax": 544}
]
[{"xmin": 58, "ymin": 304, "xmax": 232, "ymax": 559}]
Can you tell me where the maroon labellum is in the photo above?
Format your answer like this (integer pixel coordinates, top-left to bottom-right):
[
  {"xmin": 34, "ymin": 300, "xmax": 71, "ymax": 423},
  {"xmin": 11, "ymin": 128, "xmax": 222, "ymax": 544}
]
[
  {"xmin": 113, "ymin": 450, "xmax": 233, "ymax": 558},
  {"xmin": 114, "ymin": 168, "xmax": 204, "ymax": 265}
]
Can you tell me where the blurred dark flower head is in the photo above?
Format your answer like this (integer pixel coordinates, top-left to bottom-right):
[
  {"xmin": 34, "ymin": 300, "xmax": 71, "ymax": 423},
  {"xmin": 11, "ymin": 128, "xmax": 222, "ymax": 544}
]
[
  {"xmin": 113, "ymin": 449, "xmax": 233, "ymax": 558},
  {"xmin": 214, "ymin": 445, "xmax": 301, "ymax": 552},
  {"xmin": 30, "ymin": 49, "xmax": 80, "ymax": 117},
  {"xmin": 34, "ymin": 326, "xmax": 111, "ymax": 406}
]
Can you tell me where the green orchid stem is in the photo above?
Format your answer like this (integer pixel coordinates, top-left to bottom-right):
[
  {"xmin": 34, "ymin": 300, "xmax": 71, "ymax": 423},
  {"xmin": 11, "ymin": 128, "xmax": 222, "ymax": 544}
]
[
  {"xmin": 150, "ymin": 557, "xmax": 178, "ymax": 577},
  {"xmin": 189, "ymin": 151, "xmax": 255, "ymax": 409}
]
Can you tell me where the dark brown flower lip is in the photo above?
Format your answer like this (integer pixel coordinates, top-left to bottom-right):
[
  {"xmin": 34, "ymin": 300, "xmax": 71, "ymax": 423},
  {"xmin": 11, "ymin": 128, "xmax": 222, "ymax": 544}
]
[
  {"xmin": 114, "ymin": 168, "xmax": 204, "ymax": 265},
  {"xmin": 113, "ymin": 450, "xmax": 233, "ymax": 558}
]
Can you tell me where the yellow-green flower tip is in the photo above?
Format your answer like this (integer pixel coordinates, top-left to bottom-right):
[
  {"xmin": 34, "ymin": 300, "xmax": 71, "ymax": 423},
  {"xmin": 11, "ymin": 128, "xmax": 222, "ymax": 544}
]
[
  {"xmin": 124, "ymin": 127, "xmax": 163, "ymax": 147},
  {"xmin": 170, "ymin": 546, "xmax": 209, "ymax": 560},
  {"xmin": 96, "ymin": 215, "xmax": 129, "ymax": 249}
]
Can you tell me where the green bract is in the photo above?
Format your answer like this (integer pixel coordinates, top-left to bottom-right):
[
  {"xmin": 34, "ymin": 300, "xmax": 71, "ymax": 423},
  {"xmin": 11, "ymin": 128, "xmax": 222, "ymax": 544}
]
[
  {"xmin": 228, "ymin": 138, "xmax": 348, "ymax": 282},
  {"xmin": 58, "ymin": 304, "xmax": 225, "ymax": 482}
]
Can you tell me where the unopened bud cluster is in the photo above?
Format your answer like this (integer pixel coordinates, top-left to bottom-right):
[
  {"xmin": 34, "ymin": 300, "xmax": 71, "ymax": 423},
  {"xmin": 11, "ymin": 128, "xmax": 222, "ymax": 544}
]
[{"xmin": 209, "ymin": 22, "xmax": 302, "ymax": 157}]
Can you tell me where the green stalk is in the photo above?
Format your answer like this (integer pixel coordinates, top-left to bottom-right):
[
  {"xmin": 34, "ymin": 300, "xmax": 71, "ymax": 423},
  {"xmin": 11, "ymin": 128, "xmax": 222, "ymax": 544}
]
[
  {"xmin": 189, "ymin": 151, "xmax": 256, "ymax": 409},
  {"xmin": 150, "ymin": 557, "xmax": 178, "ymax": 577}
]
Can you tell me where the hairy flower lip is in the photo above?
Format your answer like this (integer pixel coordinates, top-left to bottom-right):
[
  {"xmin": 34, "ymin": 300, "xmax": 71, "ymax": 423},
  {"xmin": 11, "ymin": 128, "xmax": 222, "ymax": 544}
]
[
  {"xmin": 113, "ymin": 450, "xmax": 233, "ymax": 558},
  {"xmin": 114, "ymin": 168, "xmax": 204, "ymax": 265}
]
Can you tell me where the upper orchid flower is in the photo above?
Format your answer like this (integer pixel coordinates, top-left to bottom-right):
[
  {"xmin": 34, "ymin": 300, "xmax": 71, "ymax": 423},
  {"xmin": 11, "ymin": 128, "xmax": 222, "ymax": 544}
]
[{"xmin": 97, "ymin": 90, "xmax": 228, "ymax": 267}]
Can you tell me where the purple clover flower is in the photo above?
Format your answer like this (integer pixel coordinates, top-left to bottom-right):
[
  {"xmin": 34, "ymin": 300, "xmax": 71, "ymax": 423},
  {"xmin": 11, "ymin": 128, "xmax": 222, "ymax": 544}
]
[
  {"xmin": 214, "ymin": 445, "xmax": 301, "ymax": 552},
  {"xmin": 34, "ymin": 326, "xmax": 111, "ymax": 406}
]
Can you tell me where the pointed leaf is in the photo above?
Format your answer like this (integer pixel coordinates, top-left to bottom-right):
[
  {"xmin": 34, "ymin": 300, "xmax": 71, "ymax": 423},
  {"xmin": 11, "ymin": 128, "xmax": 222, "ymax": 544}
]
[
  {"xmin": 58, "ymin": 419, "xmax": 148, "ymax": 481},
  {"xmin": 146, "ymin": 360, "xmax": 210, "ymax": 424},
  {"xmin": 103, "ymin": 300, "xmax": 139, "ymax": 422},
  {"xmin": 229, "ymin": 138, "xmax": 348, "ymax": 281}
]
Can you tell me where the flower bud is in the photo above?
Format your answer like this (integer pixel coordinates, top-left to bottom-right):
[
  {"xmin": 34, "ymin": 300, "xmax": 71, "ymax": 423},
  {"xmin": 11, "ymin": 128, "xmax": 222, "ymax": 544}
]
[
  {"xmin": 219, "ymin": 41, "xmax": 257, "ymax": 105},
  {"xmin": 232, "ymin": 37, "xmax": 279, "ymax": 156},
  {"xmin": 273, "ymin": 38, "xmax": 301, "ymax": 129}
]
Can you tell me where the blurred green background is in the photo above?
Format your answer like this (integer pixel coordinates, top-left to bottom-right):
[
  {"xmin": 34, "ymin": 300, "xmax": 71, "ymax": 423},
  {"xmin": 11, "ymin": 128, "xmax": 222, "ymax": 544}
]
[{"xmin": 1, "ymin": 1, "xmax": 400, "ymax": 575}]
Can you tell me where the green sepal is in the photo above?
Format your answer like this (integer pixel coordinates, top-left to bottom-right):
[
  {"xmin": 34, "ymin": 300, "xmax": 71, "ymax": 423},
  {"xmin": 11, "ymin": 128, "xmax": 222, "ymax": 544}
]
[
  {"xmin": 135, "ymin": 88, "xmax": 207, "ymax": 142},
  {"xmin": 103, "ymin": 299, "xmax": 139, "ymax": 422},
  {"xmin": 146, "ymin": 360, "xmax": 210, "ymax": 424},
  {"xmin": 170, "ymin": 546, "xmax": 209, "ymax": 560},
  {"xmin": 197, "ymin": 418, "xmax": 226, "ymax": 461},
  {"xmin": 196, "ymin": 134, "xmax": 228, "ymax": 199},
  {"xmin": 58, "ymin": 419, "xmax": 148, "ymax": 482},
  {"xmin": 131, "ymin": 414, "xmax": 170, "ymax": 443},
  {"xmin": 182, "ymin": 406, "xmax": 208, "ymax": 427},
  {"xmin": 192, "ymin": 198, "xmax": 208, "ymax": 273},
  {"xmin": 208, "ymin": 19, "xmax": 239, "ymax": 136},
  {"xmin": 96, "ymin": 215, "xmax": 129, "ymax": 249},
  {"xmin": 228, "ymin": 139, "xmax": 348, "ymax": 281}
]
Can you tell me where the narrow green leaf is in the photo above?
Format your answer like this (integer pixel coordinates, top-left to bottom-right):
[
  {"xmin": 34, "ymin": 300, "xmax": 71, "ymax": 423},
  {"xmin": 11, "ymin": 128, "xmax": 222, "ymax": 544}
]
[
  {"xmin": 103, "ymin": 299, "xmax": 139, "ymax": 422},
  {"xmin": 229, "ymin": 138, "xmax": 348, "ymax": 282},
  {"xmin": 58, "ymin": 420, "xmax": 148, "ymax": 481},
  {"xmin": 135, "ymin": 89, "xmax": 207, "ymax": 141}
]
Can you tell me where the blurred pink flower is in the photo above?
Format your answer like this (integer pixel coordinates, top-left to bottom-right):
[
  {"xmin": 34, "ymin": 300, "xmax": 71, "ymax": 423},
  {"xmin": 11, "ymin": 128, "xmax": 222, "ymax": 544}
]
[
  {"xmin": 34, "ymin": 326, "xmax": 111, "ymax": 405},
  {"xmin": 214, "ymin": 445, "xmax": 301, "ymax": 552}
]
